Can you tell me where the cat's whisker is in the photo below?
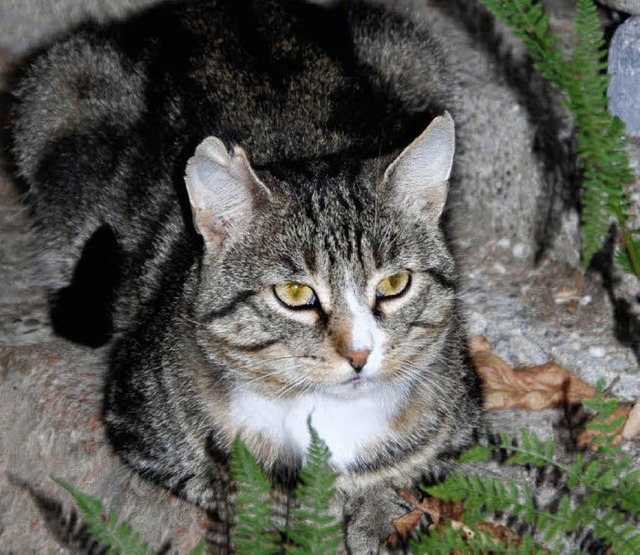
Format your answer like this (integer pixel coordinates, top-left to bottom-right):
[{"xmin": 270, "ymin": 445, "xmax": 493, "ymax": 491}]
[
  {"xmin": 396, "ymin": 360, "xmax": 460, "ymax": 402},
  {"xmin": 454, "ymin": 285, "xmax": 480, "ymax": 301},
  {"xmin": 270, "ymin": 375, "xmax": 313, "ymax": 401}
]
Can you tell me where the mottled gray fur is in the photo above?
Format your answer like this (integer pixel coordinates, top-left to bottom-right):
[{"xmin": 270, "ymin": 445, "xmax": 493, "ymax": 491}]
[{"xmin": 12, "ymin": 0, "xmax": 482, "ymax": 552}]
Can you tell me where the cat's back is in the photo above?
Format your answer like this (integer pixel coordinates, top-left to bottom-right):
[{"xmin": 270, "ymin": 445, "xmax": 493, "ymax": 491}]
[
  {"xmin": 12, "ymin": 0, "xmax": 452, "ymax": 294},
  {"xmin": 14, "ymin": 0, "xmax": 450, "ymax": 177}
]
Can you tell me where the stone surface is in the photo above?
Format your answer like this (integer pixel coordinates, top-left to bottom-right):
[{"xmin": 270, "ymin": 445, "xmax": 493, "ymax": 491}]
[
  {"xmin": 0, "ymin": 175, "xmax": 208, "ymax": 552},
  {"xmin": 0, "ymin": 0, "xmax": 160, "ymax": 54},
  {"xmin": 599, "ymin": 0, "xmax": 640, "ymax": 15},
  {"xmin": 609, "ymin": 16, "xmax": 640, "ymax": 137}
]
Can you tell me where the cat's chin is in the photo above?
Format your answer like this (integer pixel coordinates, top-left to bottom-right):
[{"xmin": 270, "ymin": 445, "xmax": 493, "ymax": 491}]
[{"xmin": 324, "ymin": 375, "xmax": 380, "ymax": 399}]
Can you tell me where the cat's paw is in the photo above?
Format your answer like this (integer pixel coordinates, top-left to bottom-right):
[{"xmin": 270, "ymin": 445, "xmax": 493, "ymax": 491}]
[{"xmin": 343, "ymin": 487, "xmax": 416, "ymax": 554}]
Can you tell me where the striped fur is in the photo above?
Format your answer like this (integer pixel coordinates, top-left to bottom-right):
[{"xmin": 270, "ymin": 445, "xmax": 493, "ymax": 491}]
[{"xmin": 12, "ymin": 0, "xmax": 483, "ymax": 552}]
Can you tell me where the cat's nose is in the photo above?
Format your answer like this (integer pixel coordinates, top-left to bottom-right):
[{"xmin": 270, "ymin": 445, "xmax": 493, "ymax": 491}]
[{"xmin": 341, "ymin": 349, "xmax": 371, "ymax": 372}]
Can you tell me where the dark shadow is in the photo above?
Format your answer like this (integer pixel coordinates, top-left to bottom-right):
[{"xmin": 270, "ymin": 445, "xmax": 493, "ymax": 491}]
[
  {"xmin": 0, "ymin": 74, "xmax": 23, "ymax": 195},
  {"xmin": 0, "ymin": 47, "xmax": 32, "ymax": 198},
  {"xmin": 436, "ymin": 1, "xmax": 640, "ymax": 361},
  {"xmin": 589, "ymin": 231, "xmax": 640, "ymax": 361},
  {"xmin": 50, "ymin": 224, "xmax": 122, "ymax": 347},
  {"xmin": 8, "ymin": 474, "xmax": 98, "ymax": 551},
  {"xmin": 435, "ymin": 0, "xmax": 603, "ymax": 262}
]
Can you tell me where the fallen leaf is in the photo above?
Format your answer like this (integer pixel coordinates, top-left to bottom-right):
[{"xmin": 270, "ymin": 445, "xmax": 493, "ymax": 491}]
[
  {"xmin": 622, "ymin": 398, "xmax": 640, "ymax": 440},
  {"xmin": 469, "ymin": 335, "xmax": 492, "ymax": 354},
  {"xmin": 387, "ymin": 492, "xmax": 465, "ymax": 544},
  {"xmin": 475, "ymin": 522, "xmax": 523, "ymax": 547},
  {"xmin": 389, "ymin": 508, "xmax": 423, "ymax": 540},
  {"xmin": 472, "ymin": 349, "xmax": 596, "ymax": 410},
  {"xmin": 387, "ymin": 493, "xmax": 532, "ymax": 552}
]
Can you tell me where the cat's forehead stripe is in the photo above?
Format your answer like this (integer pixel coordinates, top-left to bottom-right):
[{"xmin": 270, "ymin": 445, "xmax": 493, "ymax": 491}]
[{"xmin": 201, "ymin": 290, "xmax": 257, "ymax": 321}]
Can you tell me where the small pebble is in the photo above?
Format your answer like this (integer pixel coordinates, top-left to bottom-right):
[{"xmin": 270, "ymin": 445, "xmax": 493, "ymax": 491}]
[
  {"xmin": 610, "ymin": 358, "xmax": 630, "ymax": 371},
  {"xmin": 497, "ymin": 238, "xmax": 511, "ymax": 249},
  {"xmin": 512, "ymin": 243, "xmax": 526, "ymax": 259},
  {"xmin": 588, "ymin": 346, "xmax": 606, "ymax": 358},
  {"xmin": 580, "ymin": 295, "xmax": 592, "ymax": 306}
]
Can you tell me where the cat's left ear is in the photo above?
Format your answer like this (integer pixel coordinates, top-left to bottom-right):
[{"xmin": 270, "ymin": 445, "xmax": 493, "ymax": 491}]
[
  {"xmin": 185, "ymin": 137, "xmax": 271, "ymax": 252},
  {"xmin": 383, "ymin": 111, "xmax": 455, "ymax": 223}
]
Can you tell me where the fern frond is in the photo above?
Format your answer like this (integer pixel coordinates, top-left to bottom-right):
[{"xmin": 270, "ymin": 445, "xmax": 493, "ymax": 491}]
[
  {"xmin": 483, "ymin": 0, "xmax": 639, "ymax": 275},
  {"xmin": 230, "ymin": 436, "xmax": 280, "ymax": 554},
  {"xmin": 420, "ymin": 381, "xmax": 640, "ymax": 554},
  {"xmin": 53, "ymin": 477, "xmax": 154, "ymax": 554},
  {"xmin": 187, "ymin": 539, "xmax": 207, "ymax": 555},
  {"xmin": 409, "ymin": 509, "xmax": 543, "ymax": 554},
  {"xmin": 285, "ymin": 419, "xmax": 341, "ymax": 554},
  {"xmin": 480, "ymin": 0, "xmax": 565, "ymax": 83}
]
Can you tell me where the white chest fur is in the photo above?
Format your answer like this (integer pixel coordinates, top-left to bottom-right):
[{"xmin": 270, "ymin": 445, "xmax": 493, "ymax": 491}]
[{"xmin": 229, "ymin": 383, "xmax": 407, "ymax": 469}]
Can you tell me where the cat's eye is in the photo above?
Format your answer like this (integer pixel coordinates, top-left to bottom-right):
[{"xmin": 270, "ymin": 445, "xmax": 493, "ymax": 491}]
[
  {"xmin": 376, "ymin": 271, "xmax": 411, "ymax": 299},
  {"xmin": 274, "ymin": 282, "xmax": 317, "ymax": 309}
]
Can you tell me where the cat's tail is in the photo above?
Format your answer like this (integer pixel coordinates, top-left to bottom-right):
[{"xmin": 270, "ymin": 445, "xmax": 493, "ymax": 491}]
[
  {"xmin": 11, "ymin": 30, "xmax": 147, "ymax": 289},
  {"xmin": 12, "ymin": 30, "xmax": 146, "ymax": 188}
]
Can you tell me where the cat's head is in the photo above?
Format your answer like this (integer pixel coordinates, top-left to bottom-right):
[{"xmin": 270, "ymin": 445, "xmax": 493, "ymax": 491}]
[{"xmin": 185, "ymin": 113, "xmax": 458, "ymax": 401}]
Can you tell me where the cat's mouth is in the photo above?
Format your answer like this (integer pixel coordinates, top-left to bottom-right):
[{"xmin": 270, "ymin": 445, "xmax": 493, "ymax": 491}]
[{"xmin": 332, "ymin": 374, "xmax": 375, "ymax": 393}]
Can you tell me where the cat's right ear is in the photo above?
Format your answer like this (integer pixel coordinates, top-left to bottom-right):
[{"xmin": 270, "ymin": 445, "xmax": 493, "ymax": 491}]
[
  {"xmin": 383, "ymin": 112, "xmax": 455, "ymax": 224},
  {"xmin": 185, "ymin": 137, "xmax": 271, "ymax": 252}
]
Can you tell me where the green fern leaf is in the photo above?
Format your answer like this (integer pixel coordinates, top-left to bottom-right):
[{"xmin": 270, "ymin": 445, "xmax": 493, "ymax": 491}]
[
  {"xmin": 230, "ymin": 436, "xmax": 280, "ymax": 554},
  {"xmin": 457, "ymin": 444, "xmax": 493, "ymax": 463},
  {"xmin": 485, "ymin": 0, "xmax": 637, "ymax": 274},
  {"xmin": 187, "ymin": 539, "xmax": 207, "ymax": 555},
  {"xmin": 285, "ymin": 419, "xmax": 341, "ymax": 554}
]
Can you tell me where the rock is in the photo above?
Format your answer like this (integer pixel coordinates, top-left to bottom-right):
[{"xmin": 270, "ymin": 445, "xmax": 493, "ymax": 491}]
[
  {"xmin": 509, "ymin": 336, "xmax": 549, "ymax": 367},
  {"xmin": 610, "ymin": 358, "xmax": 631, "ymax": 371},
  {"xmin": 608, "ymin": 16, "xmax": 640, "ymax": 137},
  {"xmin": 588, "ymin": 346, "xmax": 607, "ymax": 358},
  {"xmin": 599, "ymin": 0, "xmax": 640, "ymax": 15},
  {"xmin": 512, "ymin": 243, "xmax": 527, "ymax": 259}
]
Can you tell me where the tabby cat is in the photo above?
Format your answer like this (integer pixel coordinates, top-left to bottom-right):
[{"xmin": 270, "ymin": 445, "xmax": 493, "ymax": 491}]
[{"xmin": 12, "ymin": 0, "xmax": 483, "ymax": 551}]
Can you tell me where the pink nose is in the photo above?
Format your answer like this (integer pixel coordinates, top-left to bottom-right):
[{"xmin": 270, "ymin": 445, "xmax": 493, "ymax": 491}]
[{"xmin": 341, "ymin": 349, "xmax": 371, "ymax": 372}]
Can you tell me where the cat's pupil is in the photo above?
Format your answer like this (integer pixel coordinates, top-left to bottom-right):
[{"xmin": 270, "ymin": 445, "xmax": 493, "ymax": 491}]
[
  {"xmin": 376, "ymin": 271, "xmax": 410, "ymax": 298},
  {"xmin": 274, "ymin": 282, "xmax": 316, "ymax": 308}
]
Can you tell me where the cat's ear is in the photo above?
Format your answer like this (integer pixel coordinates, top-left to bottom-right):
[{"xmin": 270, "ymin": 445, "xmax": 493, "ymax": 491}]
[
  {"xmin": 185, "ymin": 137, "xmax": 271, "ymax": 252},
  {"xmin": 383, "ymin": 111, "xmax": 454, "ymax": 223}
]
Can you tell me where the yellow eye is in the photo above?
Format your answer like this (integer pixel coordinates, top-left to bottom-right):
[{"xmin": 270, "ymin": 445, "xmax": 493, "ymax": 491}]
[
  {"xmin": 376, "ymin": 272, "xmax": 410, "ymax": 299},
  {"xmin": 274, "ymin": 282, "xmax": 317, "ymax": 308}
]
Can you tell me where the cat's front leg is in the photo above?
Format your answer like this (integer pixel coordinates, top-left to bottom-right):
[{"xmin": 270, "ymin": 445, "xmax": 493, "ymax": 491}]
[{"xmin": 342, "ymin": 484, "xmax": 420, "ymax": 555}]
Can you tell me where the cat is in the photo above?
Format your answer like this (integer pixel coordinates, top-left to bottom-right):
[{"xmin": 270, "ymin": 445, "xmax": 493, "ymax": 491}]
[{"xmin": 11, "ymin": 0, "xmax": 483, "ymax": 551}]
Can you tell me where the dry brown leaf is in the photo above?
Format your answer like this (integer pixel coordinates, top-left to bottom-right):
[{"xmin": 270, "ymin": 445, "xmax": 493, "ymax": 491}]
[
  {"xmin": 577, "ymin": 405, "xmax": 632, "ymax": 450},
  {"xmin": 469, "ymin": 335, "xmax": 492, "ymax": 354},
  {"xmin": 386, "ymin": 492, "xmax": 465, "ymax": 545},
  {"xmin": 472, "ymin": 349, "xmax": 597, "ymax": 410},
  {"xmin": 385, "ymin": 491, "xmax": 540, "ymax": 553},
  {"xmin": 385, "ymin": 490, "xmax": 425, "ymax": 545},
  {"xmin": 622, "ymin": 399, "xmax": 640, "ymax": 440},
  {"xmin": 475, "ymin": 522, "xmax": 522, "ymax": 546},
  {"xmin": 390, "ymin": 508, "xmax": 423, "ymax": 539}
]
